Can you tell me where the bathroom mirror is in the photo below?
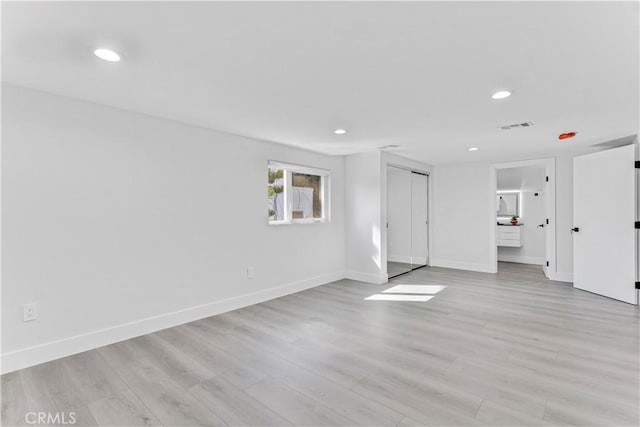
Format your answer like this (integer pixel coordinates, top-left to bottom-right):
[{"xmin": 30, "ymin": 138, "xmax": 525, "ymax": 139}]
[{"xmin": 497, "ymin": 192, "xmax": 519, "ymax": 217}]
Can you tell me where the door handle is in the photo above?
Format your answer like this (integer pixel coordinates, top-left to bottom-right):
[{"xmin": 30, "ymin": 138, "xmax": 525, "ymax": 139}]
[
  {"xmin": 537, "ymin": 224, "xmax": 545, "ymax": 228},
  {"xmin": 571, "ymin": 227, "xmax": 580, "ymax": 232}
]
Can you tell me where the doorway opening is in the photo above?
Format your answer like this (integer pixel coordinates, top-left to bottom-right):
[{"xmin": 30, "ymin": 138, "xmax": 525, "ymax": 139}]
[
  {"xmin": 491, "ymin": 158, "xmax": 556, "ymax": 278},
  {"xmin": 386, "ymin": 165, "xmax": 429, "ymax": 279}
]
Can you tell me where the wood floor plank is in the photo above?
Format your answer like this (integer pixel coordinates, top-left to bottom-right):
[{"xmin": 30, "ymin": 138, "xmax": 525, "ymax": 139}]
[
  {"xmin": 98, "ymin": 341, "xmax": 227, "ymax": 426},
  {"xmin": 188, "ymin": 376, "xmax": 292, "ymax": 426},
  {"xmin": 155, "ymin": 324, "xmax": 270, "ymax": 390},
  {"xmin": 126, "ymin": 333, "xmax": 217, "ymax": 389},
  {"xmin": 543, "ymin": 393, "xmax": 640, "ymax": 426},
  {"xmin": 350, "ymin": 375, "xmax": 484, "ymax": 426},
  {"xmin": 256, "ymin": 353, "xmax": 405, "ymax": 426},
  {"xmin": 87, "ymin": 389, "xmax": 161, "ymax": 427},
  {"xmin": 474, "ymin": 399, "xmax": 556, "ymax": 426},
  {"xmin": 244, "ymin": 377, "xmax": 356, "ymax": 426},
  {"xmin": 1, "ymin": 372, "xmax": 28, "ymax": 427}
]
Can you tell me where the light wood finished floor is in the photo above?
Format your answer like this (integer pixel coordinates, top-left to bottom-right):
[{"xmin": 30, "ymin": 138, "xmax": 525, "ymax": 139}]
[{"xmin": 2, "ymin": 263, "xmax": 639, "ymax": 426}]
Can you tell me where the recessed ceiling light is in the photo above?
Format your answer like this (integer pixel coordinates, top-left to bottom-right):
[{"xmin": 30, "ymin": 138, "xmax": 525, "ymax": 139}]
[
  {"xmin": 491, "ymin": 90, "xmax": 512, "ymax": 100},
  {"xmin": 334, "ymin": 129, "xmax": 347, "ymax": 135},
  {"xmin": 468, "ymin": 147, "xmax": 479, "ymax": 151},
  {"xmin": 94, "ymin": 48, "xmax": 121, "ymax": 62}
]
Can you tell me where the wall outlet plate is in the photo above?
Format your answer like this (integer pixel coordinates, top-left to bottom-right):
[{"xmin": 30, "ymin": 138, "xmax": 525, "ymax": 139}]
[
  {"xmin": 247, "ymin": 267, "xmax": 254, "ymax": 279},
  {"xmin": 23, "ymin": 302, "xmax": 38, "ymax": 322}
]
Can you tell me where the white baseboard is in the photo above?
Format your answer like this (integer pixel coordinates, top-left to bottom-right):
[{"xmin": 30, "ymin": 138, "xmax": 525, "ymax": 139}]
[
  {"xmin": 497, "ymin": 255, "xmax": 545, "ymax": 265},
  {"xmin": 430, "ymin": 258, "xmax": 497, "ymax": 274},
  {"xmin": 346, "ymin": 270, "xmax": 389, "ymax": 284},
  {"xmin": 549, "ymin": 271, "xmax": 574, "ymax": 283},
  {"xmin": 0, "ymin": 271, "xmax": 345, "ymax": 374},
  {"xmin": 388, "ymin": 254, "xmax": 412, "ymax": 264}
]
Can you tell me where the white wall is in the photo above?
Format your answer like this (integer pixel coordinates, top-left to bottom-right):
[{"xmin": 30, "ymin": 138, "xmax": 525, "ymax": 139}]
[
  {"xmin": 431, "ymin": 161, "xmax": 496, "ymax": 273},
  {"xmin": 1, "ymin": 84, "xmax": 346, "ymax": 373},
  {"xmin": 344, "ymin": 151, "xmax": 387, "ymax": 284}
]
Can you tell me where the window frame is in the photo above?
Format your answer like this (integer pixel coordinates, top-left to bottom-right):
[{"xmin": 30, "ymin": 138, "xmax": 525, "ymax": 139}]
[{"xmin": 267, "ymin": 161, "xmax": 331, "ymax": 225}]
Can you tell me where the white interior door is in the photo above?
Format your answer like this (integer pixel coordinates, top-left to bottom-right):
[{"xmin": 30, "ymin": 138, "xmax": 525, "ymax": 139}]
[
  {"xmin": 387, "ymin": 166, "xmax": 412, "ymax": 264},
  {"xmin": 573, "ymin": 144, "xmax": 637, "ymax": 304},
  {"xmin": 411, "ymin": 172, "xmax": 429, "ymax": 266}
]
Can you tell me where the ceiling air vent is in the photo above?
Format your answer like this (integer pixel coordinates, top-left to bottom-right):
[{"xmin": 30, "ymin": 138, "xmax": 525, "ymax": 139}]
[{"xmin": 499, "ymin": 121, "xmax": 533, "ymax": 130}]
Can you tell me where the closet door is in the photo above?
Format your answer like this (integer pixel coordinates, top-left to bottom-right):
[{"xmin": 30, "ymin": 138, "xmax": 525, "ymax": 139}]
[
  {"xmin": 387, "ymin": 166, "xmax": 412, "ymax": 265},
  {"xmin": 411, "ymin": 172, "xmax": 429, "ymax": 266}
]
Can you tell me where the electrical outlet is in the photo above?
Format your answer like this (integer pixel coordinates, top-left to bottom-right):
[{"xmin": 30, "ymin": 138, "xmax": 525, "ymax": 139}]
[
  {"xmin": 23, "ymin": 303, "xmax": 38, "ymax": 322},
  {"xmin": 247, "ymin": 267, "xmax": 254, "ymax": 279}
]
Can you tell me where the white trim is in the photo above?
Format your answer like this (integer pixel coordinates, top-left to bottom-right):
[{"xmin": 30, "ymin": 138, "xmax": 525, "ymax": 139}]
[
  {"xmin": 386, "ymin": 162, "xmax": 430, "ymax": 176},
  {"xmin": 346, "ymin": 270, "xmax": 389, "ymax": 284},
  {"xmin": 549, "ymin": 271, "xmax": 574, "ymax": 283},
  {"xmin": 267, "ymin": 160, "xmax": 330, "ymax": 176},
  {"xmin": 497, "ymin": 255, "xmax": 545, "ymax": 265},
  {"xmin": 284, "ymin": 169, "xmax": 292, "ymax": 222},
  {"xmin": 0, "ymin": 271, "xmax": 345, "ymax": 374},
  {"xmin": 430, "ymin": 259, "xmax": 497, "ymax": 273}
]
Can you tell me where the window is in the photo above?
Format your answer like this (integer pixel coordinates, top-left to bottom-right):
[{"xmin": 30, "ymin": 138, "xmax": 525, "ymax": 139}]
[{"xmin": 267, "ymin": 161, "xmax": 330, "ymax": 224}]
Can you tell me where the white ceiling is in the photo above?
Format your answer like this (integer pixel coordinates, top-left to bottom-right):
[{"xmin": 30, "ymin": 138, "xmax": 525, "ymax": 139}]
[
  {"xmin": 2, "ymin": 1, "xmax": 638, "ymax": 164},
  {"xmin": 497, "ymin": 166, "xmax": 546, "ymax": 192}
]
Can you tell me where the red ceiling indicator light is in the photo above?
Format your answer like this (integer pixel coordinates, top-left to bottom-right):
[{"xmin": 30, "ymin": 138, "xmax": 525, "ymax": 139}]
[{"xmin": 558, "ymin": 132, "xmax": 577, "ymax": 140}]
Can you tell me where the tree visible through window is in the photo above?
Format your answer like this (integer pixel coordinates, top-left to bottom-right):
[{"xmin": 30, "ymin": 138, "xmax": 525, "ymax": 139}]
[{"xmin": 267, "ymin": 168, "xmax": 284, "ymax": 221}]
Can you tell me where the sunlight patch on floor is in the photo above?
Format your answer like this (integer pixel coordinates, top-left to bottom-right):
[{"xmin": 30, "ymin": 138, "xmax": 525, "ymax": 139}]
[
  {"xmin": 382, "ymin": 284, "xmax": 446, "ymax": 294},
  {"xmin": 365, "ymin": 294, "xmax": 434, "ymax": 302},
  {"xmin": 365, "ymin": 284, "xmax": 446, "ymax": 302}
]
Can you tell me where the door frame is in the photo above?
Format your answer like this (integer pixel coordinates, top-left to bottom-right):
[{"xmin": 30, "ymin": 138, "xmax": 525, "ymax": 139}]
[{"xmin": 490, "ymin": 158, "xmax": 557, "ymax": 278}]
